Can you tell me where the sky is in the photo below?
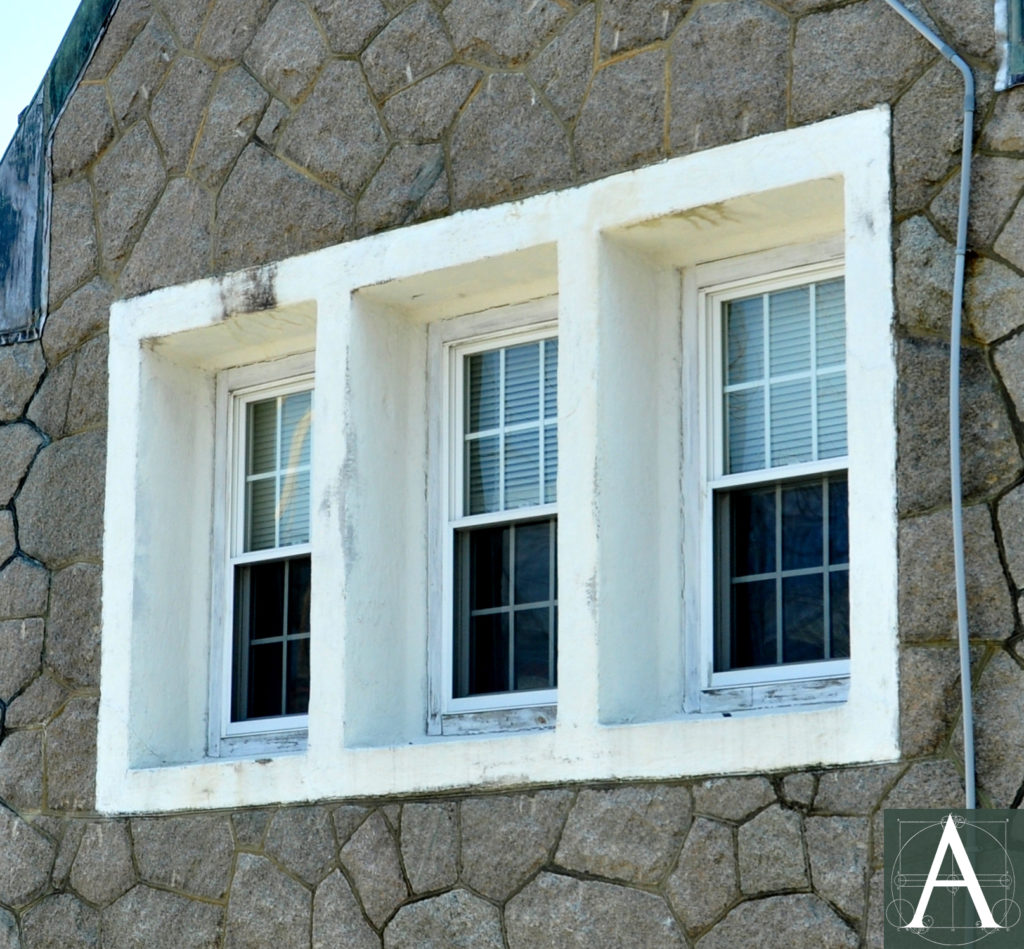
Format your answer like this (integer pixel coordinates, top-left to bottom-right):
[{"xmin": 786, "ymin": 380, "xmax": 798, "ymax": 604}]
[{"xmin": 0, "ymin": 0, "xmax": 83, "ymax": 155}]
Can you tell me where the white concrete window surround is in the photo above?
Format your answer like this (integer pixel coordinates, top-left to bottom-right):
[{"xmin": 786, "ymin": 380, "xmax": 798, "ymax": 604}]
[{"xmin": 99, "ymin": 107, "xmax": 897, "ymax": 813}]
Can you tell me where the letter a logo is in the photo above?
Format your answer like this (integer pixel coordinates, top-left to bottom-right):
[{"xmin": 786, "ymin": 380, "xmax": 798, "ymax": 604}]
[{"xmin": 904, "ymin": 814, "xmax": 1000, "ymax": 930}]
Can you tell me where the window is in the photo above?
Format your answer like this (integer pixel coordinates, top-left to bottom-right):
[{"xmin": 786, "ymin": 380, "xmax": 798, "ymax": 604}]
[
  {"xmin": 441, "ymin": 319, "xmax": 558, "ymax": 722},
  {"xmin": 999, "ymin": 0, "xmax": 1024, "ymax": 88}
]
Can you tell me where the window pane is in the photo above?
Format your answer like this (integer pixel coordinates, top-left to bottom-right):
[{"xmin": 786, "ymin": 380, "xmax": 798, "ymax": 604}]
[
  {"xmin": 514, "ymin": 608, "xmax": 553, "ymax": 690},
  {"xmin": 504, "ymin": 428, "xmax": 540, "ymax": 509},
  {"xmin": 817, "ymin": 373, "xmax": 847, "ymax": 458},
  {"xmin": 729, "ymin": 486, "xmax": 776, "ymax": 576},
  {"xmin": 544, "ymin": 423, "xmax": 557, "ymax": 504},
  {"xmin": 505, "ymin": 343, "xmax": 540, "ymax": 424},
  {"xmin": 830, "ymin": 570, "xmax": 850, "ymax": 658},
  {"xmin": 730, "ymin": 579, "xmax": 776, "ymax": 669},
  {"xmin": 726, "ymin": 387, "xmax": 765, "ymax": 472},
  {"xmin": 467, "ymin": 350, "xmax": 500, "ymax": 433},
  {"xmin": 782, "ymin": 574, "xmax": 825, "ymax": 663},
  {"xmin": 544, "ymin": 339, "xmax": 557, "ymax": 419},
  {"xmin": 467, "ymin": 435, "xmax": 500, "ymax": 514},
  {"xmin": 769, "ymin": 286, "xmax": 810, "ymax": 376},
  {"xmin": 769, "ymin": 378, "xmax": 812, "ymax": 465},
  {"xmin": 726, "ymin": 295, "xmax": 764, "ymax": 385},
  {"xmin": 249, "ymin": 399, "xmax": 277, "ymax": 475},
  {"xmin": 781, "ymin": 482, "xmax": 823, "ymax": 571},
  {"xmin": 464, "ymin": 613, "xmax": 509, "ymax": 696},
  {"xmin": 287, "ymin": 556, "xmax": 311, "ymax": 636},
  {"xmin": 514, "ymin": 520, "xmax": 552, "ymax": 605},
  {"xmin": 246, "ymin": 643, "xmax": 283, "ymax": 719},
  {"xmin": 242, "ymin": 560, "xmax": 285, "ymax": 641},
  {"xmin": 279, "ymin": 469, "xmax": 310, "ymax": 546},
  {"xmin": 815, "ymin": 279, "xmax": 845, "ymax": 368},
  {"xmin": 285, "ymin": 638, "xmax": 310, "ymax": 715},
  {"xmin": 467, "ymin": 525, "xmax": 509, "ymax": 610},
  {"xmin": 246, "ymin": 478, "xmax": 277, "ymax": 551},
  {"xmin": 828, "ymin": 476, "xmax": 849, "ymax": 565},
  {"xmin": 281, "ymin": 391, "xmax": 312, "ymax": 469}
]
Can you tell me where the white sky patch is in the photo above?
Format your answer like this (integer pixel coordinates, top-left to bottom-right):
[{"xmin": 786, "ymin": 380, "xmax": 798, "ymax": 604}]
[{"xmin": 0, "ymin": 0, "xmax": 84, "ymax": 156}]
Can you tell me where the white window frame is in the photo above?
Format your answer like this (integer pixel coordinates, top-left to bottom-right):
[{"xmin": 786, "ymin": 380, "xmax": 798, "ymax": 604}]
[
  {"xmin": 209, "ymin": 352, "xmax": 314, "ymax": 757},
  {"xmin": 429, "ymin": 299, "xmax": 559, "ymax": 733}
]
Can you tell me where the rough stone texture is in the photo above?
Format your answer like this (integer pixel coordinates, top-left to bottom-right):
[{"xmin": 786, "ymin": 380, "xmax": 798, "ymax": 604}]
[
  {"xmin": 0, "ymin": 423, "xmax": 42, "ymax": 505},
  {"xmin": 444, "ymin": 0, "xmax": 569, "ymax": 66},
  {"xmin": 189, "ymin": 67, "xmax": 269, "ymax": 190},
  {"xmin": 5, "ymin": 672, "xmax": 66, "ymax": 728},
  {"xmin": 576, "ymin": 49, "xmax": 665, "ymax": 179},
  {"xmin": 400, "ymin": 801, "xmax": 458, "ymax": 894},
  {"xmin": 933, "ymin": 155, "xmax": 1024, "ymax": 250},
  {"xmin": 280, "ymin": 60, "xmax": 388, "ymax": 195},
  {"xmin": 17, "ymin": 430, "xmax": 107, "ymax": 567},
  {"xmin": 83, "ymin": 0, "xmax": 152, "ymax": 80},
  {"xmin": 355, "ymin": 144, "xmax": 448, "ymax": 235},
  {"xmin": 69, "ymin": 821, "xmax": 135, "ymax": 905},
  {"xmin": 670, "ymin": 1, "xmax": 789, "ymax": 155},
  {"xmin": 312, "ymin": 870, "xmax": 379, "ymax": 949},
  {"xmin": 0, "ymin": 728, "xmax": 43, "ymax": 811},
  {"xmin": 48, "ymin": 177, "xmax": 101, "ymax": 307},
  {"xmin": 46, "ymin": 563, "xmax": 102, "ymax": 688},
  {"xmin": 999, "ymin": 483, "xmax": 1024, "ymax": 590},
  {"xmin": 52, "ymin": 819, "xmax": 87, "ymax": 888},
  {"xmin": 255, "ymin": 98, "xmax": 290, "ymax": 146},
  {"xmin": 384, "ymin": 889, "xmax": 503, "ymax": 949},
  {"xmin": 149, "ymin": 55, "xmax": 217, "ymax": 173},
  {"xmin": 899, "ymin": 337, "xmax": 1020, "ymax": 513},
  {"xmin": 160, "ymin": 0, "xmax": 208, "ymax": 47},
  {"xmin": 225, "ymin": 854, "xmax": 311, "ymax": 949},
  {"xmin": 339, "ymin": 810, "xmax": 408, "ymax": 927},
  {"xmin": 0, "ymin": 344, "xmax": 46, "ymax": 421},
  {"xmin": 791, "ymin": 2, "xmax": 934, "ymax": 124},
  {"xmin": 782, "ymin": 773, "xmax": 816, "ymax": 807},
  {"xmin": 244, "ymin": 0, "xmax": 326, "ymax": 104},
  {"xmin": 814, "ymin": 764, "xmax": 903, "ymax": 816},
  {"xmin": 41, "ymin": 278, "xmax": 113, "ymax": 367},
  {"xmin": 214, "ymin": 144, "xmax": 353, "ymax": 271},
  {"xmin": 692, "ymin": 776, "xmax": 775, "ymax": 821},
  {"xmin": 0, "ymin": 805, "xmax": 55, "ymax": 906},
  {"xmin": 132, "ymin": 814, "xmax": 235, "ymax": 899},
  {"xmin": 450, "ymin": 73, "xmax": 571, "ymax": 208},
  {"xmin": 27, "ymin": 353, "xmax": 75, "ymax": 439},
  {"xmin": 21, "ymin": 893, "xmax": 99, "ymax": 949},
  {"xmin": 231, "ymin": 809, "xmax": 270, "ymax": 848},
  {"xmin": 967, "ymin": 256, "xmax": 1024, "ymax": 345},
  {"xmin": 103, "ymin": 885, "xmax": 223, "ymax": 949},
  {"xmin": 506, "ymin": 872, "xmax": 685, "ymax": 948},
  {"xmin": 601, "ymin": 0, "xmax": 690, "ymax": 56},
  {"xmin": 362, "ymin": 1, "xmax": 452, "ymax": 100},
  {"xmin": 332, "ymin": 804, "xmax": 371, "ymax": 843},
  {"xmin": 107, "ymin": 17, "xmax": 175, "ymax": 125},
  {"xmin": 982, "ymin": 84, "xmax": 1024, "ymax": 152},
  {"xmin": 461, "ymin": 789, "xmax": 573, "ymax": 901},
  {"xmin": 900, "ymin": 504, "xmax": 1012, "ymax": 643},
  {"xmin": 0, "ymin": 909, "xmax": 16, "ymax": 949},
  {"xmin": 121, "ymin": 179, "xmax": 213, "ymax": 297},
  {"xmin": 737, "ymin": 805, "xmax": 807, "ymax": 894},
  {"xmin": 0, "ymin": 618, "xmax": 44, "ymax": 697},
  {"xmin": 528, "ymin": 4, "xmax": 595, "ymax": 122},
  {"xmin": 65, "ymin": 335, "xmax": 109, "ymax": 435},
  {"xmin": 45, "ymin": 696, "xmax": 98, "ymax": 811},
  {"xmin": 0, "ymin": 560, "xmax": 49, "ymax": 620},
  {"xmin": 310, "ymin": 0, "xmax": 388, "ymax": 54},
  {"xmin": 895, "ymin": 215, "xmax": 954, "ymax": 337},
  {"xmin": 696, "ymin": 894, "xmax": 858, "ymax": 949},
  {"xmin": 51, "ymin": 84, "xmax": 116, "ymax": 180},
  {"xmin": 382, "ymin": 65, "xmax": 480, "ymax": 142},
  {"xmin": 665, "ymin": 817, "xmax": 737, "ymax": 934},
  {"xmin": 264, "ymin": 805, "xmax": 335, "ymax": 885},
  {"xmin": 0, "ymin": 511, "xmax": 14, "ymax": 566},
  {"xmin": 805, "ymin": 816, "xmax": 868, "ymax": 920},
  {"xmin": 199, "ymin": 0, "xmax": 274, "ymax": 64},
  {"xmin": 556, "ymin": 784, "xmax": 691, "ymax": 884},
  {"xmin": 93, "ymin": 121, "xmax": 166, "ymax": 269},
  {"xmin": 900, "ymin": 645, "xmax": 979, "ymax": 757}
]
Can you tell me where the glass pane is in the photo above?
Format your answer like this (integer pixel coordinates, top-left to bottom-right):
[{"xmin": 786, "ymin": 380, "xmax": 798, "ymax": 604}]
[
  {"xmin": 505, "ymin": 343, "xmax": 540, "ymax": 424},
  {"xmin": 467, "ymin": 435, "xmax": 500, "ymax": 514},
  {"xmin": 817, "ymin": 373, "xmax": 847, "ymax": 458},
  {"xmin": 828, "ymin": 477, "xmax": 849, "ymax": 565},
  {"xmin": 287, "ymin": 556, "xmax": 311, "ymax": 636},
  {"xmin": 467, "ymin": 350, "xmax": 500, "ymax": 433},
  {"xmin": 246, "ymin": 477, "xmax": 277, "ymax": 551},
  {"xmin": 729, "ymin": 487, "xmax": 776, "ymax": 576},
  {"xmin": 280, "ymin": 391, "xmax": 312, "ymax": 469},
  {"xmin": 249, "ymin": 399, "xmax": 277, "ymax": 475},
  {"xmin": 730, "ymin": 579, "xmax": 776, "ymax": 669},
  {"xmin": 467, "ymin": 525, "xmax": 509, "ymax": 610},
  {"xmin": 726, "ymin": 295, "xmax": 764, "ymax": 385},
  {"xmin": 285, "ymin": 638, "xmax": 310, "ymax": 714},
  {"xmin": 504, "ymin": 428, "xmax": 540, "ymax": 509},
  {"xmin": 781, "ymin": 482, "xmax": 823, "ymax": 571},
  {"xmin": 769, "ymin": 286, "xmax": 810, "ymax": 376},
  {"xmin": 514, "ymin": 520, "xmax": 552, "ymax": 605},
  {"xmin": 544, "ymin": 423, "xmax": 557, "ymax": 504},
  {"xmin": 815, "ymin": 279, "xmax": 845, "ymax": 368},
  {"xmin": 544, "ymin": 339, "xmax": 557, "ymax": 419},
  {"xmin": 782, "ymin": 573, "xmax": 825, "ymax": 663},
  {"xmin": 239, "ymin": 560, "xmax": 285, "ymax": 642},
  {"xmin": 279, "ymin": 469, "xmax": 310, "ymax": 546},
  {"xmin": 726, "ymin": 387, "xmax": 765, "ymax": 472},
  {"xmin": 514, "ymin": 608, "xmax": 552, "ymax": 690},
  {"xmin": 466, "ymin": 613, "xmax": 509, "ymax": 696},
  {"xmin": 769, "ymin": 378, "xmax": 812, "ymax": 466},
  {"xmin": 247, "ymin": 642, "xmax": 283, "ymax": 718},
  {"xmin": 830, "ymin": 570, "xmax": 850, "ymax": 658}
]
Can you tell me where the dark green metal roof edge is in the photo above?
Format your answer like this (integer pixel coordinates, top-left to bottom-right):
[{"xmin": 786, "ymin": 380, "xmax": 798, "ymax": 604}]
[{"xmin": 43, "ymin": 0, "xmax": 118, "ymax": 127}]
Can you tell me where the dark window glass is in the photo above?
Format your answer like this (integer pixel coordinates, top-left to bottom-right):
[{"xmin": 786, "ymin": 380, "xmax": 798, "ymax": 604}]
[
  {"xmin": 730, "ymin": 487, "xmax": 775, "ymax": 576},
  {"xmin": 781, "ymin": 482, "xmax": 823, "ymax": 570},
  {"xmin": 730, "ymin": 579, "xmax": 776, "ymax": 668}
]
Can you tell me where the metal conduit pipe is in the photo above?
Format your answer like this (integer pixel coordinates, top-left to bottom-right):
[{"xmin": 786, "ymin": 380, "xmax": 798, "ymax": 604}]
[{"xmin": 880, "ymin": 0, "xmax": 977, "ymax": 808}]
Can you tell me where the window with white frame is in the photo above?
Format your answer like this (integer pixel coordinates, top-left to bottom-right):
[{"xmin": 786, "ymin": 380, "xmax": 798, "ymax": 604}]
[
  {"xmin": 216, "ymin": 360, "xmax": 313, "ymax": 742},
  {"xmin": 443, "ymin": 324, "xmax": 558, "ymax": 716},
  {"xmin": 703, "ymin": 260, "xmax": 849, "ymax": 692}
]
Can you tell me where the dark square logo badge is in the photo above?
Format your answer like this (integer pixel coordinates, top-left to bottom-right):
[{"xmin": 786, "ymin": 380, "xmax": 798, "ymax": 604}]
[{"xmin": 884, "ymin": 810, "xmax": 1024, "ymax": 947}]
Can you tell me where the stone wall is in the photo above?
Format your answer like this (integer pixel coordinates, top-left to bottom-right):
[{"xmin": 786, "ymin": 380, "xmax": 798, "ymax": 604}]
[{"xmin": 0, "ymin": 0, "xmax": 1022, "ymax": 945}]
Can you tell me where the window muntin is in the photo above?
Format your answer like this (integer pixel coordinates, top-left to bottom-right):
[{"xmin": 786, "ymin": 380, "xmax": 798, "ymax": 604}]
[
  {"xmin": 230, "ymin": 384, "xmax": 313, "ymax": 725},
  {"xmin": 447, "ymin": 330, "xmax": 558, "ymax": 713},
  {"xmin": 709, "ymin": 268, "xmax": 848, "ymax": 683}
]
